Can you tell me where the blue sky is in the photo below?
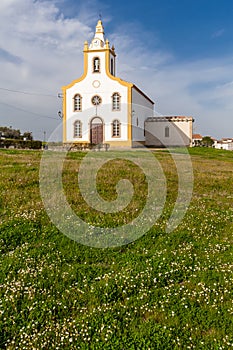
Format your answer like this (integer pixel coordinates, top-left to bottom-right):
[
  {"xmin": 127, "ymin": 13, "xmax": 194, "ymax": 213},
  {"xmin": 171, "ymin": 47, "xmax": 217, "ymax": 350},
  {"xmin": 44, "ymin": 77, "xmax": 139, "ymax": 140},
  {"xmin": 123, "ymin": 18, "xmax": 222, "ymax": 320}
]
[{"xmin": 0, "ymin": 0, "xmax": 233, "ymax": 140}]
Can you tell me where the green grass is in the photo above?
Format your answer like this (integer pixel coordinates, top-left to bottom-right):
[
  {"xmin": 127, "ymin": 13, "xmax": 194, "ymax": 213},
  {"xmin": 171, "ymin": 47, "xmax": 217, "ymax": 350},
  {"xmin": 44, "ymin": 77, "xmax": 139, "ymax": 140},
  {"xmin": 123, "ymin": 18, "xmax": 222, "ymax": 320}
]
[{"xmin": 0, "ymin": 147, "xmax": 233, "ymax": 349}]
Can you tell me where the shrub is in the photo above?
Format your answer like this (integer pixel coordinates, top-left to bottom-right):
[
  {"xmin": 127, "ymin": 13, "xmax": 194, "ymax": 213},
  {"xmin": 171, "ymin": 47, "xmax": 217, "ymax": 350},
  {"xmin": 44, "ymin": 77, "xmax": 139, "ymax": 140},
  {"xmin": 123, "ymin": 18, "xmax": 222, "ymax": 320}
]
[{"xmin": 0, "ymin": 139, "xmax": 42, "ymax": 149}]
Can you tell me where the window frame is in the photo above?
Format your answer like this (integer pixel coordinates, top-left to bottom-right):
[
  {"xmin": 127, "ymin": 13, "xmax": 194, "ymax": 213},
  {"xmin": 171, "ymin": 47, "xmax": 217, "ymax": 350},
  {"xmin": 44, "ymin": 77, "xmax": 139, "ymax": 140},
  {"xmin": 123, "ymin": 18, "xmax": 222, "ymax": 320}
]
[
  {"xmin": 73, "ymin": 94, "xmax": 82, "ymax": 112},
  {"xmin": 73, "ymin": 120, "xmax": 82, "ymax": 138},
  {"xmin": 165, "ymin": 126, "xmax": 170, "ymax": 138},
  {"xmin": 112, "ymin": 92, "xmax": 121, "ymax": 111},
  {"xmin": 93, "ymin": 57, "xmax": 100, "ymax": 73},
  {"xmin": 112, "ymin": 119, "xmax": 121, "ymax": 138},
  {"xmin": 91, "ymin": 95, "xmax": 102, "ymax": 106}
]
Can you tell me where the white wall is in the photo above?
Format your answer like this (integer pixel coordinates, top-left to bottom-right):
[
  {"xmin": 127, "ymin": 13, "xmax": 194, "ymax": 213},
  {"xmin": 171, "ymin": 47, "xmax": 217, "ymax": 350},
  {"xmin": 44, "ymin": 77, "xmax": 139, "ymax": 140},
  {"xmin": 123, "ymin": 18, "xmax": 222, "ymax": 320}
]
[
  {"xmin": 214, "ymin": 142, "xmax": 233, "ymax": 150},
  {"xmin": 65, "ymin": 49, "xmax": 129, "ymax": 143},
  {"xmin": 132, "ymin": 87, "xmax": 154, "ymax": 142},
  {"xmin": 145, "ymin": 118, "xmax": 193, "ymax": 147}
]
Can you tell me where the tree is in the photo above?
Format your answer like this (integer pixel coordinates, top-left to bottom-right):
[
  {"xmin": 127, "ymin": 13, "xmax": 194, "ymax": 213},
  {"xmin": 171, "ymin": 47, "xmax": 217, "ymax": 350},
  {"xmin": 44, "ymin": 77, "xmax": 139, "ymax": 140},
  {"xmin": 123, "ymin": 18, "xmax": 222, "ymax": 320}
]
[
  {"xmin": 22, "ymin": 132, "xmax": 33, "ymax": 141},
  {"xmin": 0, "ymin": 126, "xmax": 20, "ymax": 139},
  {"xmin": 201, "ymin": 136, "xmax": 214, "ymax": 147},
  {"xmin": 0, "ymin": 126, "xmax": 33, "ymax": 140}
]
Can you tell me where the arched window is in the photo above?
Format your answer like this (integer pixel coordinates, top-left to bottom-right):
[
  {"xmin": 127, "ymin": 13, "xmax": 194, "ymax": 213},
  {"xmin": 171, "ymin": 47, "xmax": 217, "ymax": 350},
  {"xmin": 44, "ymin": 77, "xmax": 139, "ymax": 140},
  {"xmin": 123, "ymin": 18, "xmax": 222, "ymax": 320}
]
[
  {"xmin": 112, "ymin": 93, "xmax": 120, "ymax": 111},
  {"xmin": 165, "ymin": 126, "xmax": 169, "ymax": 138},
  {"xmin": 93, "ymin": 57, "xmax": 100, "ymax": 73},
  {"xmin": 74, "ymin": 120, "xmax": 82, "ymax": 138},
  {"xmin": 112, "ymin": 119, "xmax": 120, "ymax": 137},
  {"xmin": 74, "ymin": 94, "xmax": 82, "ymax": 111}
]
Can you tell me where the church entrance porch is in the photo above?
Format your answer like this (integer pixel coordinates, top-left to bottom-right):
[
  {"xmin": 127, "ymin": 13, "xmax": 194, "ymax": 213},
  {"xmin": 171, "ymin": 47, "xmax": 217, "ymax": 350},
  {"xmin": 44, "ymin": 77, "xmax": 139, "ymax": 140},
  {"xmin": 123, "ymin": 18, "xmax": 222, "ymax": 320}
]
[{"xmin": 90, "ymin": 117, "xmax": 103, "ymax": 144}]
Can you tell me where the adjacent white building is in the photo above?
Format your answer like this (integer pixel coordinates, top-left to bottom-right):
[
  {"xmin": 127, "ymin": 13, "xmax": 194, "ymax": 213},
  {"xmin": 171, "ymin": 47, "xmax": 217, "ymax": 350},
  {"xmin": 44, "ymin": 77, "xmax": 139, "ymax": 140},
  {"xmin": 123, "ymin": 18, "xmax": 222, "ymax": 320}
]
[{"xmin": 145, "ymin": 116, "xmax": 194, "ymax": 147}]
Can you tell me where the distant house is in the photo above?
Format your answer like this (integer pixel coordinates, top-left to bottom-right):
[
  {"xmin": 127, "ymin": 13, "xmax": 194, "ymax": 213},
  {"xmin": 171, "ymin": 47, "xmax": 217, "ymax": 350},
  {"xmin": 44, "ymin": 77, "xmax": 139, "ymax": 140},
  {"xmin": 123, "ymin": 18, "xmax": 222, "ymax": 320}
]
[
  {"xmin": 192, "ymin": 133, "xmax": 202, "ymax": 147},
  {"xmin": 214, "ymin": 138, "xmax": 233, "ymax": 151}
]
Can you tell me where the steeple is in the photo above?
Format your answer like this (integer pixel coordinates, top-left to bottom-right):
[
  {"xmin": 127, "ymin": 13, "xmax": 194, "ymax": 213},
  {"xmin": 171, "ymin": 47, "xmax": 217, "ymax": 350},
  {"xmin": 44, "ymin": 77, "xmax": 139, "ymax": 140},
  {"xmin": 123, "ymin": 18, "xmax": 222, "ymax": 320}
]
[
  {"xmin": 95, "ymin": 20, "xmax": 105, "ymax": 42},
  {"xmin": 89, "ymin": 20, "xmax": 106, "ymax": 50},
  {"xmin": 85, "ymin": 19, "xmax": 116, "ymax": 76}
]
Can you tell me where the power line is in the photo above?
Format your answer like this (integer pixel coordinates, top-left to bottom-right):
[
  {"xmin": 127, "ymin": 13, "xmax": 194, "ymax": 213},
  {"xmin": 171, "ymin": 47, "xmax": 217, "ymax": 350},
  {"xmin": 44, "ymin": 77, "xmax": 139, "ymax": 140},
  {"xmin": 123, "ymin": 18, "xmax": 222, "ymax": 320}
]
[
  {"xmin": 0, "ymin": 101, "xmax": 59, "ymax": 121},
  {"xmin": 0, "ymin": 87, "xmax": 57, "ymax": 98}
]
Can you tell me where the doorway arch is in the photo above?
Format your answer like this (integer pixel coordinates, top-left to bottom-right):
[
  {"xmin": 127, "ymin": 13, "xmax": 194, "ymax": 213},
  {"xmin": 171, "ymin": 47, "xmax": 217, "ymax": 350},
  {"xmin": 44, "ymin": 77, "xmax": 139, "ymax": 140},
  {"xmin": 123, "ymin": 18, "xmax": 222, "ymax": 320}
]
[{"xmin": 90, "ymin": 117, "xmax": 104, "ymax": 144}]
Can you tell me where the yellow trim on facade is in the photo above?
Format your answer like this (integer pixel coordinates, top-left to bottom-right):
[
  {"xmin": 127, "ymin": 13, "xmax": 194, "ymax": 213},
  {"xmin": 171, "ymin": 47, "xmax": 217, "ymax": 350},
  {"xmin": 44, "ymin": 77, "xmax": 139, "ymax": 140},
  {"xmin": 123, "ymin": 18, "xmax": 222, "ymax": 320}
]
[
  {"xmin": 105, "ymin": 49, "xmax": 132, "ymax": 88},
  {"xmin": 105, "ymin": 140, "xmax": 132, "ymax": 147},
  {"xmin": 86, "ymin": 48, "xmax": 116, "ymax": 57},
  {"xmin": 105, "ymin": 49, "xmax": 133, "ymax": 143},
  {"xmin": 62, "ymin": 90, "xmax": 67, "ymax": 142},
  {"xmin": 63, "ymin": 141, "xmax": 89, "ymax": 145},
  {"xmin": 61, "ymin": 50, "xmax": 88, "ymax": 142},
  {"xmin": 63, "ymin": 140, "xmax": 132, "ymax": 148}
]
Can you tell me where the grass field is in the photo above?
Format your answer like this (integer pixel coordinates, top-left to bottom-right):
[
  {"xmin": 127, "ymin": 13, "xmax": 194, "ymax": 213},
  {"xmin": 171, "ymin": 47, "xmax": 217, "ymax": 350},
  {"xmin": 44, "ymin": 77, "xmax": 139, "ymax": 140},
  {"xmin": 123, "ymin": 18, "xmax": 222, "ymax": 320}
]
[{"xmin": 0, "ymin": 147, "xmax": 233, "ymax": 349}]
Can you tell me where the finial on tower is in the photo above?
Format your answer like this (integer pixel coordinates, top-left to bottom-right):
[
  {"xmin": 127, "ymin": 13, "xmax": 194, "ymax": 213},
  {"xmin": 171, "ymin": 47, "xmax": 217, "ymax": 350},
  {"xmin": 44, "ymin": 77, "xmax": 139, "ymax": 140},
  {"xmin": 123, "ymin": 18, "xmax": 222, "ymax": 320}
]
[
  {"xmin": 89, "ymin": 18, "xmax": 115, "ymax": 51},
  {"xmin": 89, "ymin": 18, "xmax": 105, "ymax": 46},
  {"xmin": 95, "ymin": 19, "xmax": 104, "ymax": 36},
  {"xmin": 83, "ymin": 40, "xmax": 88, "ymax": 51}
]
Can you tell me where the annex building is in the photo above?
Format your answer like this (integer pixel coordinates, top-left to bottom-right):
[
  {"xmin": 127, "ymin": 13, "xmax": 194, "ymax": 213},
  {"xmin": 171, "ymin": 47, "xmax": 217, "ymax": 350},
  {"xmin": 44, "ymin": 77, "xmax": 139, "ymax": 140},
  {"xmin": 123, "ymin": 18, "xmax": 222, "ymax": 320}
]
[{"xmin": 62, "ymin": 20, "xmax": 193, "ymax": 148}]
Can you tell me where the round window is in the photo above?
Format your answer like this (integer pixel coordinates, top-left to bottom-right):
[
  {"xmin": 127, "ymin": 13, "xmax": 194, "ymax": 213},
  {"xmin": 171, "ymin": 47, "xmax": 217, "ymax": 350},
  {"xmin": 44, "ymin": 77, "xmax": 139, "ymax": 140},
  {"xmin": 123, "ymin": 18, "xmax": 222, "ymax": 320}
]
[{"xmin": 91, "ymin": 95, "xmax": 102, "ymax": 106}]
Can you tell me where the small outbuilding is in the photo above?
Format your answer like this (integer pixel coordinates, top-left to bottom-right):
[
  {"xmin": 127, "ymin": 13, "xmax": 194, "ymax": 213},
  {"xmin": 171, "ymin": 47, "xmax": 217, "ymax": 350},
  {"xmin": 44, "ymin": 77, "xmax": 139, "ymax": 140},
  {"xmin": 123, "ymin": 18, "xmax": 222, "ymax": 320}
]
[{"xmin": 145, "ymin": 116, "xmax": 194, "ymax": 147}]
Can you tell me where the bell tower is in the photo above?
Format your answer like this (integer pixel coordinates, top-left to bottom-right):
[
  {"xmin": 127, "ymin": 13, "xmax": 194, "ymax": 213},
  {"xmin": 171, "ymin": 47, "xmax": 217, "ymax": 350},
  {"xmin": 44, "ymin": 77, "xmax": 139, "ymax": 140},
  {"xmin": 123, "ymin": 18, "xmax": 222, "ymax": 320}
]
[{"xmin": 84, "ymin": 19, "xmax": 116, "ymax": 76}]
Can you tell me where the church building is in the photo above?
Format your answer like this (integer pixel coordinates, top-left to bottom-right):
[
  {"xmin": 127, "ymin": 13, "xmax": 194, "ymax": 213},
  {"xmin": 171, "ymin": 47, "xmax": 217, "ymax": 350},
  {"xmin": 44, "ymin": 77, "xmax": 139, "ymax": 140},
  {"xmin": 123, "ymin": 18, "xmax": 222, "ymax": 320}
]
[
  {"xmin": 62, "ymin": 19, "xmax": 193, "ymax": 148},
  {"xmin": 62, "ymin": 19, "xmax": 154, "ymax": 147}
]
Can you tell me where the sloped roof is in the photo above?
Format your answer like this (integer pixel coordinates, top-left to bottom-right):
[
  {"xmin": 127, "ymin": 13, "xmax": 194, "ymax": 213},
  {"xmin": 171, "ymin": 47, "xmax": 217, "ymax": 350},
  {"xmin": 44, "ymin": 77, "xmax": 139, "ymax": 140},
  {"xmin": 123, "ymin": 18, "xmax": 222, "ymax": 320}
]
[
  {"xmin": 192, "ymin": 134, "xmax": 202, "ymax": 139},
  {"xmin": 132, "ymin": 84, "xmax": 155, "ymax": 105},
  {"xmin": 146, "ymin": 116, "xmax": 194, "ymax": 122}
]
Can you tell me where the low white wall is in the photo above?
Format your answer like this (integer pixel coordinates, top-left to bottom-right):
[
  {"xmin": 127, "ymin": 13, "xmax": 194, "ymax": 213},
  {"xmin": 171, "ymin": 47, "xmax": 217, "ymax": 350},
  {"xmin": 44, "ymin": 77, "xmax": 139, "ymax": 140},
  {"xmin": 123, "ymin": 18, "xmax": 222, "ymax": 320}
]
[{"xmin": 145, "ymin": 118, "xmax": 193, "ymax": 147}]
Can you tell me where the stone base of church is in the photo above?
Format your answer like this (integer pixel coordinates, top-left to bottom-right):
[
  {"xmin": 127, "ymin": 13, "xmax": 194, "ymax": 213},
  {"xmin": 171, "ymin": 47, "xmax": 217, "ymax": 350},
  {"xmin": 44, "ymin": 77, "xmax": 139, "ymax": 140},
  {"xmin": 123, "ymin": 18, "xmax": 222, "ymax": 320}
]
[{"xmin": 63, "ymin": 140, "xmax": 148, "ymax": 149}]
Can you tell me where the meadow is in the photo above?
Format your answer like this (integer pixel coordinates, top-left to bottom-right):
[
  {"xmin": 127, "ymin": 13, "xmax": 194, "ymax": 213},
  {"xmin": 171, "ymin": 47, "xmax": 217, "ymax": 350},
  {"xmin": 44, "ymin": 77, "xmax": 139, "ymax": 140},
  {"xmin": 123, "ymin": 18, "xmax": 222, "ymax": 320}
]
[{"xmin": 0, "ymin": 147, "xmax": 232, "ymax": 349}]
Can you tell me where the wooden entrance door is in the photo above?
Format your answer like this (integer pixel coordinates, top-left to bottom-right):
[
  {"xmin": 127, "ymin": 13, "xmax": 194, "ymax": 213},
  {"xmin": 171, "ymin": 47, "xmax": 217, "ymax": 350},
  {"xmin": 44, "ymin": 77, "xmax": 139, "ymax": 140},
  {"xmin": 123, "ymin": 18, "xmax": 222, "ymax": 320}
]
[{"xmin": 91, "ymin": 123, "xmax": 103, "ymax": 144}]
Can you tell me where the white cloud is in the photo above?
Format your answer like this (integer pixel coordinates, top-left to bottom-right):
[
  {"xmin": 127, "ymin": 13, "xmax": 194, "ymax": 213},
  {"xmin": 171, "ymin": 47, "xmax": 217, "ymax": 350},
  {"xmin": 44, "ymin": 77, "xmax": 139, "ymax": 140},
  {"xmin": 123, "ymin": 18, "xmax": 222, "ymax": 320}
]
[
  {"xmin": 0, "ymin": 0, "xmax": 232, "ymax": 140},
  {"xmin": 212, "ymin": 28, "xmax": 225, "ymax": 38},
  {"xmin": 115, "ymin": 35, "xmax": 233, "ymax": 137},
  {"xmin": 0, "ymin": 0, "xmax": 92, "ymax": 138}
]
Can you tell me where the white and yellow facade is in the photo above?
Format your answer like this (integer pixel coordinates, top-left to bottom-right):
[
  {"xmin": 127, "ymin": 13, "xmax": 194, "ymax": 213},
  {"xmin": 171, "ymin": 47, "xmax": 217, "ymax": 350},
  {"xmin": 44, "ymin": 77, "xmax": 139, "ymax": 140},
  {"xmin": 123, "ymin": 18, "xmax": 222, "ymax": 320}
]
[{"xmin": 62, "ymin": 20, "xmax": 154, "ymax": 147}]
